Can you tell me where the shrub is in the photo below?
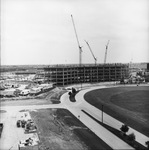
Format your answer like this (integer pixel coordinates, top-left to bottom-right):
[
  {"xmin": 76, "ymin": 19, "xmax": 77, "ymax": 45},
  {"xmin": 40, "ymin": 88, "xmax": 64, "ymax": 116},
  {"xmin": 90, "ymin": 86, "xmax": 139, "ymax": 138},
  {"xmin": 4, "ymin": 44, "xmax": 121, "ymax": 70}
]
[
  {"xmin": 120, "ymin": 124, "xmax": 129, "ymax": 135},
  {"xmin": 128, "ymin": 133, "xmax": 135, "ymax": 142},
  {"xmin": 68, "ymin": 92, "xmax": 72, "ymax": 96},
  {"xmin": 72, "ymin": 87, "xmax": 76, "ymax": 94},
  {"xmin": 145, "ymin": 141, "xmax": 149, "ymax": 150}
]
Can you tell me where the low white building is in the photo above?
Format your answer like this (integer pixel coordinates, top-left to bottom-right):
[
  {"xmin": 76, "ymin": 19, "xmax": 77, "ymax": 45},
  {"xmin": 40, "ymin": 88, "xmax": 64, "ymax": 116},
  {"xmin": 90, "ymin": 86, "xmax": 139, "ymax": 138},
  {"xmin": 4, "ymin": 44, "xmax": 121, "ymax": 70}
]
[
  {"xmin": 30, "ymin": 87, "xmax": 42, "ymax": 95},
  {"xmin": 38, "ymin": 84, "xmax": 53, "ymax": 91}
]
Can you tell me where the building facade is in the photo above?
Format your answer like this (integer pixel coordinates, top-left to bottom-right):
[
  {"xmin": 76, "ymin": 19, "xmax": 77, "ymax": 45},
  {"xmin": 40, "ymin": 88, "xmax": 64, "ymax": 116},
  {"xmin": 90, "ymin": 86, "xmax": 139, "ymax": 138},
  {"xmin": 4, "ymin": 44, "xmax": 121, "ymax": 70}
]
[{"xmin": 44, "ymin": 63, "xmax": 129, "ymax": 86}]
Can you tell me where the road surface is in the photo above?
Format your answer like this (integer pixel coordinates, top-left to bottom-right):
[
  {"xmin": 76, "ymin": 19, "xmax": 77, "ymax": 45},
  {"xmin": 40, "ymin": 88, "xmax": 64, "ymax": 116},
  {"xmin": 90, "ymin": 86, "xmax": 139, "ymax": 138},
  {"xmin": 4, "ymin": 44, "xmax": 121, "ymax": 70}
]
[
  {"xmin": 1, "ymin": 84, "xmax": 148, "ymax": 149},
  {"xmin": 74, "ymin": 85, "xmax": 149, "ymax": 147}
]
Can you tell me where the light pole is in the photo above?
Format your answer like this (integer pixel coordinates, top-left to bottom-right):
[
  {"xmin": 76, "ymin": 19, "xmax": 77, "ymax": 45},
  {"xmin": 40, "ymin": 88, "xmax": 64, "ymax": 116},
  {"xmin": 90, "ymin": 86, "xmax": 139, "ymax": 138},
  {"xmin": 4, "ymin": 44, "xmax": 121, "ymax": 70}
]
[{"xmin": 102, "ymin": 105, "xmax": 104, "ymax": 123}]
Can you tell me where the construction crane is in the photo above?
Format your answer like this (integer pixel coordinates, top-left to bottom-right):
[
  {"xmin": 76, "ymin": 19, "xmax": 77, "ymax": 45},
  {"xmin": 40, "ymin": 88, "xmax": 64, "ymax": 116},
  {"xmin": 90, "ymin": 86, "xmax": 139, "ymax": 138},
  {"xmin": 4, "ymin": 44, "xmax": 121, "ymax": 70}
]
[
  {"xmin": 85, "ymin": 40, "xmax": 97, "ymax": 65},
  {"xmin": 104, "ymin": 40, "xmax": 110, "ymax": 64},
  {"xmin": 71, "ymin": 15, "xmax": 82, "ymax": 66}
]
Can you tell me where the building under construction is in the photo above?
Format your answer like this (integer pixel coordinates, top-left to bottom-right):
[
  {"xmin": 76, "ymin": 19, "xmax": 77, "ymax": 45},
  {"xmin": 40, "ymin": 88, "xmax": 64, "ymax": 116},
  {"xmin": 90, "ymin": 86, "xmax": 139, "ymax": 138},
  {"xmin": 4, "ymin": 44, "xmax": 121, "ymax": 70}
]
[
  {"xmin": 43, "ymin": 15, "xmax": 148, "ymax": 86},
  {"xmin": 42, "ymin": 15, "xmax": 130, "ymax": 86},
  {"xmin": 44, "ymin": 63, "xmax": 129, "ymax": 86}
]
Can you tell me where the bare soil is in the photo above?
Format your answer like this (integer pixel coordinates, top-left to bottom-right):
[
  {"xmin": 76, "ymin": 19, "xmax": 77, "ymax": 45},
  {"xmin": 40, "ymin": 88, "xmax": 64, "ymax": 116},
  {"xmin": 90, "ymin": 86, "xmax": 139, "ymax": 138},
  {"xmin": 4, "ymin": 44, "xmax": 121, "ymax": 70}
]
[{"xmin": 30, "ymin": 108, "xmax": 112, "ymax": 150}]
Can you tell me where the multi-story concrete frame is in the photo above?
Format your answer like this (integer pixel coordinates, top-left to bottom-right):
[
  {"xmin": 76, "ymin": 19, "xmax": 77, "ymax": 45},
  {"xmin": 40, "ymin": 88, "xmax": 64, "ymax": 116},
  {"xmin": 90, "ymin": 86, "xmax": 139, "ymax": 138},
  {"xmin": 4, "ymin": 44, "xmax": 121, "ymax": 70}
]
[{"xmin": 44, "ymin": 63, "xmax": 129, "ymax": 86}]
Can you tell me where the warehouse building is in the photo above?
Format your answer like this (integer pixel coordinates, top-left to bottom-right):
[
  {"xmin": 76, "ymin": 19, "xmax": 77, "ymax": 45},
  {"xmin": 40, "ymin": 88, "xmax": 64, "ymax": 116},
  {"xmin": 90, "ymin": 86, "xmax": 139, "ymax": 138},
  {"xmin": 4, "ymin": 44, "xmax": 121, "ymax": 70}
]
[{"xmin": 44, "ymin": 63, "xmax": 129, "ymax": 86}]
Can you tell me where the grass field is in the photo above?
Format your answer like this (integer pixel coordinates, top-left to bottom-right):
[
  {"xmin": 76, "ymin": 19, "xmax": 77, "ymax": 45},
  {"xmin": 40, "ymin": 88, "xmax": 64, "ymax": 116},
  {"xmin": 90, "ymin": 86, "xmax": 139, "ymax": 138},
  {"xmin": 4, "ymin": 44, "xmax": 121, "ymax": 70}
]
[{"xmin": 84, "ymin": 85, "xmax": 149, "ymax": 137}]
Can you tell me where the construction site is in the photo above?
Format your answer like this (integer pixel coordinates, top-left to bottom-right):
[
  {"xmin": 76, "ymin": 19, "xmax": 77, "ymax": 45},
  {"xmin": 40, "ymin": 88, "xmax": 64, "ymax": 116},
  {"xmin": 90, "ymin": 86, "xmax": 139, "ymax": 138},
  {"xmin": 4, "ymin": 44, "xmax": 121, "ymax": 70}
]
[
  {"xmin": 43, "ymin": 15, "xmax": 148, "ymax": 86},
  {"xmin": 44, "ymin": 63, "xmax": 129, "ymax": 86},
  {"xmin": 1, "ymin": 10, "xmax": 149, "ymax": 150}
]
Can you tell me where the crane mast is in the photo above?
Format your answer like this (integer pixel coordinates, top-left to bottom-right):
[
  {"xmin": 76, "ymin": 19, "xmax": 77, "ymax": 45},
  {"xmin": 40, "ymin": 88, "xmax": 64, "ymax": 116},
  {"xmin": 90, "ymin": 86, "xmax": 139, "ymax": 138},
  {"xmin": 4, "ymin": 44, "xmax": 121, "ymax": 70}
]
[
  {"xmin": 71, "ymin": 15, "xmax": 82, "ymax": 66},
  {"xmin": 104, "ymin": 40, "xmax": 110, "ymax": 64},
  {"xmin": 85, "ymin": 40, "xmax": 97, "ymax": 65}
]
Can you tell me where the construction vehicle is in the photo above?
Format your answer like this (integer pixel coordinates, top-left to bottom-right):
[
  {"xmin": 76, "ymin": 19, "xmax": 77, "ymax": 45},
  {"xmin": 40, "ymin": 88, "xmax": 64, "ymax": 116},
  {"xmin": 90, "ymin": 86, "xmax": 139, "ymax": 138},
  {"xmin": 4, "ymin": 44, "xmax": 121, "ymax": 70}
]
[
  {"xmin": 104, "ymin": 40, "xmax": 110, "ymax": 64},
  {"xmin": 16, "ymin": 120, "xmax": 26, "ymax": 128},
  {"xmin": 71, "ymin": 15, "xmax": 83, "ymax": 66},
  {"xmin": 85, "ymin": 40, "xmax": 97, "ymax": 65},
  {"xmin": 16, "ymin": 120, "xmax": 22, "ymax": 127},
  {"xmin": 18, "ymin": 137, "xmax": 39, "ymax": 150},
  {"xmin": 25, "ymin": 120, "xmax": 37, "ymax": 133}
]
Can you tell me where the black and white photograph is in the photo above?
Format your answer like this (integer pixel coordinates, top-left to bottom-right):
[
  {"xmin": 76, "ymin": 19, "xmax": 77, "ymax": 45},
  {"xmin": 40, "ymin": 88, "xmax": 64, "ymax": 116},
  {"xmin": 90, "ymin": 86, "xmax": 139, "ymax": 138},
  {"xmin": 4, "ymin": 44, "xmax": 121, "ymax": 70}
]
[{"xmin": 0, "ymin": 0, "xmax": 149, "ymax": 149}]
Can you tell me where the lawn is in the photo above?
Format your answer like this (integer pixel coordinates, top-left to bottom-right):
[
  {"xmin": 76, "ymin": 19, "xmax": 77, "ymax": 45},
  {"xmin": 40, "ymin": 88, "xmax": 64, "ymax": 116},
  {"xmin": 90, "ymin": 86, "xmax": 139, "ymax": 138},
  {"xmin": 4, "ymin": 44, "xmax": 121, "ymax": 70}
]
[{"xmin": 84, "ymin": 85, "xmax": 149, "ymax": 137}]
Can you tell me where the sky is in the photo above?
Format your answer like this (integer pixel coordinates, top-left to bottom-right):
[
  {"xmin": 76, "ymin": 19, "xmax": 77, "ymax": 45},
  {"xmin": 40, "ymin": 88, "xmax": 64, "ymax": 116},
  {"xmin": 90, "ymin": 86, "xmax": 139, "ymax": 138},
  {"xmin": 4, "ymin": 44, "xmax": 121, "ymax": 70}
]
[{"xmin": 1, "ymin": 0, "xmax": 149, "ymax": 65}]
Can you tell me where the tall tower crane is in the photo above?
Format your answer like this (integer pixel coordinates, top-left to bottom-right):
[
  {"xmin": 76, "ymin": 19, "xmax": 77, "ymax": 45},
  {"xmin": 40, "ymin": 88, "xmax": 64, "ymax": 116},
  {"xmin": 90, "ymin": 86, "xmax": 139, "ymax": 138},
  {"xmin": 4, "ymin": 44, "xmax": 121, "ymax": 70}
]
[
  {"xmin": 71, "ymin": 15, "xmax": 82, "ymax": 66},
  {"xmin": 104, "ymin": 40, "xmax": 110, "ymax": 64},
  {"xmin": 85, "ymin": 40, "xmax": 97, "ymax": 65}
]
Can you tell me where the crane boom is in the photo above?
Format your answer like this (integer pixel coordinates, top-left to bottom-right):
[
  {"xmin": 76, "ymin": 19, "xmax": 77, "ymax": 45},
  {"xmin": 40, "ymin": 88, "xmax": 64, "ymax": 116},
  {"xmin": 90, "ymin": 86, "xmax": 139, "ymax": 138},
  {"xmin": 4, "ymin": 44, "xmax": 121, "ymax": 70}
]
[
  {"xmin": 85, "ymin": 40, "xmax": 97, "ymax": 65},
  {"xmin": 104, "ymin": 40, "xmax": 110, "ymax": 64},
  {"xmin": 71, "ymin": 15, "xmax": 82, "ymax": 66}
]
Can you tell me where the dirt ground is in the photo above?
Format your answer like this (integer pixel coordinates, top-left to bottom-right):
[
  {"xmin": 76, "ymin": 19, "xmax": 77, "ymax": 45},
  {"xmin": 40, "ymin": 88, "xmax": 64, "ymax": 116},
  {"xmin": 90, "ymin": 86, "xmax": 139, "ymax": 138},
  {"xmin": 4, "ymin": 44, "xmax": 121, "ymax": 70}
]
[
  {"xmin": 30, "ymin": 108, "xmax": 111, "ymax": 150},
  {"xmin": 84, "ymin": 86, "xmax": 149, "ymax": 137}
]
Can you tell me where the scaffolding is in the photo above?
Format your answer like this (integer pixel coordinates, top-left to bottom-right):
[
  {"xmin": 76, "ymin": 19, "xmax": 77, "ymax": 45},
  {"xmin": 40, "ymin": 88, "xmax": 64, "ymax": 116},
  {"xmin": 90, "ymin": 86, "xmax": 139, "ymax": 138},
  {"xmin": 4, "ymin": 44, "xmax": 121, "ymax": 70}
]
[{"xmin": 44, "ymin": 63, "xmax": 129, "ymax": 86}]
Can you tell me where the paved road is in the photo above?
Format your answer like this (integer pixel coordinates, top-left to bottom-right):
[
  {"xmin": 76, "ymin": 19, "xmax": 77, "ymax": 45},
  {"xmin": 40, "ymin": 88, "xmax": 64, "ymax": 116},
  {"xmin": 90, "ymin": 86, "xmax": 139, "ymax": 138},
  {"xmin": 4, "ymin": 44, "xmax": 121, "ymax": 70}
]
[
  {"xmin": 0, "ymin": 111, "xmax": 35, "ymax": 150},
  {"xmin": 1, "ymin": 84, "xmax": 148, "ymax": 149},
  {"xmin": 1, "ymin": 104, "xmax": 65, "ymax": 113},
  {"xmin": 61, "ymin": 91, "xmax": 134, "ymax": 150},
  {"xmin": 0, "ymin": 104, "xmax": 65, "ymax": 150}
]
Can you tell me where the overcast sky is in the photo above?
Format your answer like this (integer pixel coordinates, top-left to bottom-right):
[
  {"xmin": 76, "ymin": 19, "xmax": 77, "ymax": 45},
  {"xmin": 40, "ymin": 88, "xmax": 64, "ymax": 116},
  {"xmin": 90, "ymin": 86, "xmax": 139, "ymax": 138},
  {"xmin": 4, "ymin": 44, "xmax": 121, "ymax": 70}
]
[{"xmin": 1, "ymin": 0, "xmax": 149, "ymax": 65}]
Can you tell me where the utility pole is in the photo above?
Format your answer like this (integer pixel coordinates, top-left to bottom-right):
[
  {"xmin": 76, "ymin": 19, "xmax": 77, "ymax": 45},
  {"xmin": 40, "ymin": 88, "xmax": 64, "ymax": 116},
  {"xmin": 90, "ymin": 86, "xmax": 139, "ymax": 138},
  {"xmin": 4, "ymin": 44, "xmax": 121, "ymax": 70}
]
[
  {"xmin": 85, "ymin": 40, "xmax": 97, "ymax": 65},
  {"xmin": 71, "ymin": 15, "xmax": 82, "ymax": 66},
  {"xmin": 104, "ymin": 40, "xmax": 110, "ymax": 64},
  {"xmin": 102, "ymin": 105, "xmax": 104, "ymax": 123}
]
